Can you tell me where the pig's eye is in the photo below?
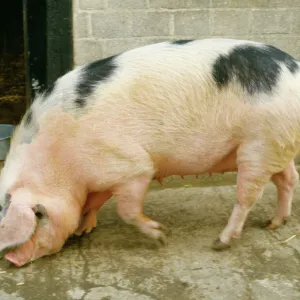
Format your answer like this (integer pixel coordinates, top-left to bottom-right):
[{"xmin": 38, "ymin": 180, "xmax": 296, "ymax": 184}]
[
  {"xmin": 33, "ymin": 204, "xmax": 48, "ymax": 220},
  {"xmin": 35, "ymin": 211, "xmax": 44, "ymax": 219}
]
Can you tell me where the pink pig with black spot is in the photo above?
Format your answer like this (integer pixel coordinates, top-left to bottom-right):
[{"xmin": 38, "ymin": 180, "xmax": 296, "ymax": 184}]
[{"xmin": 1, "ymin": 38, "xmax": 300, "ymax": 267}]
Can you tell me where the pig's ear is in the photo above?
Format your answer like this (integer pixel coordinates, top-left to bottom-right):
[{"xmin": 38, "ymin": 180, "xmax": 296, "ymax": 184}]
[
  {"xmin": 32, "ymin": 204, "xmax": 48, "ymax": 219},
  {"xmin": 0, "ymin": 201, "xmax": 36, "ymax": 254}
]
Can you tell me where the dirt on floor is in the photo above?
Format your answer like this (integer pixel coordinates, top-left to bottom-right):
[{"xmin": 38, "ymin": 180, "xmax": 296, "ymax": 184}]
[{"xmin": 0, "ymin": 177, "xmax": 300, "ymax": 300}]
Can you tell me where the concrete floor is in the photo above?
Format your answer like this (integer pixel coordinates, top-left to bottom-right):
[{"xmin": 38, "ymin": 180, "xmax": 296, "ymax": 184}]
[{"xmin": 1, "ymin": 177, "xmax": 300, "ymax": 300}]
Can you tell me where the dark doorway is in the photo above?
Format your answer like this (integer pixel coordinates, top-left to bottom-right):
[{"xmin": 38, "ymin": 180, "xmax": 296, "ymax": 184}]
[
  {"xmin": 23, "ymin": 0, "xmax": 73, "ymax": 103},
  {"xmin": 0, "ymin": 0, "xmax": 73, "ymax": 125},
  {"xmin": 0, "ymin": 1, "xmax": 27, "ymax": 125}
]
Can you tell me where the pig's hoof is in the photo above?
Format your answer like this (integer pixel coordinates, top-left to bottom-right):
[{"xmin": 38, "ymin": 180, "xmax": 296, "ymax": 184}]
[
  {"xmin": 156, "ymin": 231, "xmax": 167, "ymax": 246},
  {"xmin": 265, "ymin": 217, "xmax": 289, "ymax": 230},
  {"xmin": 142, "ymin": 228, "xmax": 167, "ymax": 247},
  {"xmin": 264, "ymin": 220, "xmax": 277, "ymax": 230},
  {"xmin": 75, "ymin": 223, "xmax": 97, "ymax": 236},
  {"xmin": 150, "ymin": 226, "xmax": 169, "ymax": 246},
  {"xmin": 139, "ymin": 220, "xmax": 170, "ymax": 246},
  {"xmin": 74, "ymin": 227, "xmax": 96, "ymax": 236},
  {"xmin": 74, "ymin": 227, "xmax": 94, "ymax": 236},
  {"xmin": 212, "ymin": 238, "xmax": 230, "ymax": 251},
  {"xmin": 231, "ymin": 231, "xmax": 242, "ymax": 239},
  {"xmin": 159, "ymin": 223, "xmax": 172, "ymax": 236},
  {"xmin": 74, "ymin": 211, "xmax": 98, "ymax": 236},
  {"xmin": 153, "ymin": 223, "xmax": 173, "ymax": 247}
]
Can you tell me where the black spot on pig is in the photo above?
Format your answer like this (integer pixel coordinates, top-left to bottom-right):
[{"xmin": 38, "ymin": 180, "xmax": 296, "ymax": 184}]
[
  {"xmin": 24, "ymin": 110, "xmax": 33, "ymax": 127},
  {"xmin": 0, "ymin": 194, "xmax": 11, "ymax": 221},
  {"xmin": 43, "ymin": 82, "xmax": 55, "ymax": 98},
  {"xmin": 212, "ymin": 44, "xmax": 299, "ymax": 95},
  {"xmin": 172, "ymin": 40, "xmax": 194, "ymax": 45},
  {"xmin": 267, "ymin": 45, "xmax": 299, "ymax": 74},
  {"xmin": 75, "ymin": 55, "xmax": 118, "ymax": 108},
  {"xmin": 75, "ymin": 98, "xmax": 86, "ymax": 108},
  {"xmin": 22, "ymin": 109, "xmax": 39, "ymax": 143}
]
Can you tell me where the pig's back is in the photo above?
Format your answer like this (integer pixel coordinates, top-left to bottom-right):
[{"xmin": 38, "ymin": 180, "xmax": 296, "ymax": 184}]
[
  {"xmin": 34, "ymin": 37, "xmax": 298, "ymax": 113},
  {"xmin": 81, "ymin": 38, "xmax": 300, "ymax": 144},
  {"xmin": 15, "ymin": 38, "xmax": 300, "ymax": 153},
  {"xmin": 3, "ymin": 38, "xmax": 300, "ymax": 193}
]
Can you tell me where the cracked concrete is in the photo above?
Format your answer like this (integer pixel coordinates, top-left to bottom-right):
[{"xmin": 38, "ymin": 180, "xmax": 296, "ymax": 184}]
[{"xmin": 0, "ymin": 176, "xmax": 300, "ymax": 300}]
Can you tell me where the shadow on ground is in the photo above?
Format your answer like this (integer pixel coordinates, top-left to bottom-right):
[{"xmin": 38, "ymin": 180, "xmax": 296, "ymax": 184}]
[{"xmin": 1, "ymin": 182, "xmax": 300, "ymax": 300}]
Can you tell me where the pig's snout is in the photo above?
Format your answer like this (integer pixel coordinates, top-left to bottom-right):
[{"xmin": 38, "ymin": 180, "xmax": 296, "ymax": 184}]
[
  {"xmin": 0, "ymin": 189, "xmax": 75, "ymax": 267},
  {"xmin": 4, "ymin": 239, "xmax": 35, "ymax": 267}
]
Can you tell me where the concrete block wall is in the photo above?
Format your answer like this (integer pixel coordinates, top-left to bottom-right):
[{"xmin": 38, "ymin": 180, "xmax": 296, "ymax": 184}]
[{"xmin": 73, "ymin": 0, "xmax": 300, "ymax": 65}]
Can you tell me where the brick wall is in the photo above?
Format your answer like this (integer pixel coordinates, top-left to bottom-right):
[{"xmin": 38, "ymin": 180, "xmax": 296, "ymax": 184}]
[{"xmin": 73, "ymin": 0, "xmax": 300, "ymax": 65}]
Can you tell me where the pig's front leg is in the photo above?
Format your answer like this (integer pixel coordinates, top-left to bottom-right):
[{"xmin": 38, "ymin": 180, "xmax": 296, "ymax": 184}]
[
  {"xmin": 75, "ymin": 209, "xmax": 98, "ymax": 235},
  {"xmin": 113, "ymin": 175, "xmax": 170, "ymax": 245},
  {"xmin": 213, "ymin": 162, "xmax": 271, "ymax": 250},
  {"xmin": 75, "ymin": 191, "xmax": 112, "ymax": 236},
  {"xmin": 267, "ymin": 160, "xmax": 299, "ymax": 229}
]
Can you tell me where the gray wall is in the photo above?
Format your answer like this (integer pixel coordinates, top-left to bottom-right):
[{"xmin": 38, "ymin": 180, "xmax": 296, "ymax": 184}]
[{"xmin": 73, "ymin": 0, "xmax": 300, "ymax": 65}]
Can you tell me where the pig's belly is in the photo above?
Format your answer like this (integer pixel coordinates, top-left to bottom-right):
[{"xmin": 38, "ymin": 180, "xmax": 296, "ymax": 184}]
[{"xmin": 154, "ymin": 147, "xmax": 238, "ymax": 179}]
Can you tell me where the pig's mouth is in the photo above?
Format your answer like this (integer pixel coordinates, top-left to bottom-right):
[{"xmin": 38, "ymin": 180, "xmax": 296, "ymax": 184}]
[
  {"xmin": 4, "ymin": 238, "xmax": 36, "ymax": 267},
  {"xmin": 4, "ymin": 240, "xmax": 34, "ymax": 267},
  {"xmin": 0, "ymin": 200, "xmax": 51, "ymax": 267},
  {"xmin": 0, "ymin": 219, "xmax": 38, "ymax": 267}
]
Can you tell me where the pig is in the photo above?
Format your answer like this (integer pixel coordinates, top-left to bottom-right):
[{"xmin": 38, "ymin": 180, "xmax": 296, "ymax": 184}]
[{"xmin": 0, "ymin": 38, "xmax": 300, "ymax": 267}]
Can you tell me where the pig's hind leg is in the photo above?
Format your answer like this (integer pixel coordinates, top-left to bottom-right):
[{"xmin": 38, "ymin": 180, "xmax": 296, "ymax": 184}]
[
  {"xmin": 267, "ymin": 160, "xmax": 299, "ymax": 229},
  {"xmin": 213, "ymin": 147, "xmax": 273, "ymax": 250},
  {"xmin": 114, "ymin": 175, "xmax": 170, "ymax": 245}
]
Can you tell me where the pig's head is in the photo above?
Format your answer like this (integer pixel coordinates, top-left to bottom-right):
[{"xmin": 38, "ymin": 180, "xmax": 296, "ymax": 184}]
[{"xmin": 0, "ymin": 188, "xmax": 80, "ymax": 267}]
